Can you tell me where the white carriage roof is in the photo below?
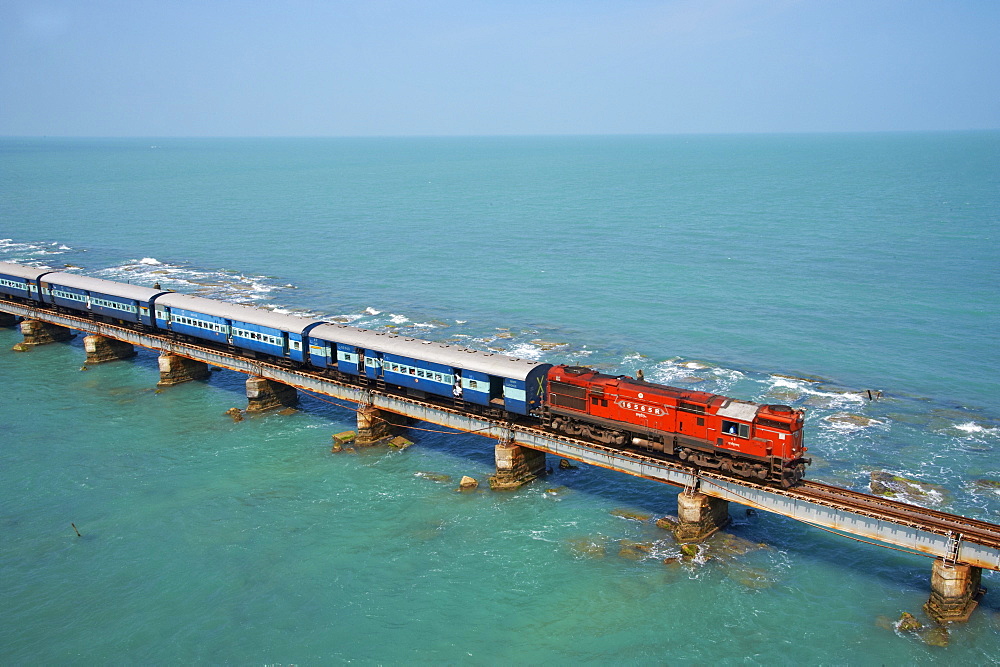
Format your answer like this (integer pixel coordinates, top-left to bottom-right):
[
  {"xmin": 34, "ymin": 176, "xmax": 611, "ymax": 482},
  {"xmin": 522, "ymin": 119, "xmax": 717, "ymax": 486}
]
[
  {"xmin": 716, "ymin": 400, "xmax": 760, "ymax": 422},
  {"xmin": 154, "ymin": 292, "xmax": 321, "ymax": 332},
  {"xmin": 0, "ymin": 261, "xmax": 55, "ymax": 281},
  {"xmin": 42, "ymin": 271, "xmax": 167, "ymax": 302},
  {"xmin": 3, "ymin": 260, "xmax": 550, "ymax": 380},
  {"xmin": 309, "ymin": 322, "xmax": 549, "ymax": 381}
]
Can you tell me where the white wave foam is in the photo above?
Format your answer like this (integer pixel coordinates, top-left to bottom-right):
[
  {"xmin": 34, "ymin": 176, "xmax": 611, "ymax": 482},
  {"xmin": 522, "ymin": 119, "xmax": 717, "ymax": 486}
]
[
  {"xmin": 138, "ymin": 257, "xmax": 161, "ymax": 265},
  {"xmin": 364, "ymin": 307, "xmax": 382, "ymax": 315},
  {"xmin": 389, "ymin": 313, "xmax": 408, "ymax": 324},
  {"xmin": 766, "ymin": 375, "xmax": 865, "ymax": 408},
  {"xmin": 647, "ymin": 359, "xmax": 704, "ymax": 385},
  {"xmin": 503, "ymin": 342, "xmax": 544, "ymax": 360},
  {"xmin": 768, "ymin": 376, "xmax": 804, "ymax": 390},
  {"xmin": 247, "ymin": 281, "xmax": 276, "ymax": 294},
  {"xmin": 955, "ymin": 421, "xmax": 994, "ymax": 435},
  {"xmin": 0, "ymin": 238, "xmax": 72, "ymax": 260}
]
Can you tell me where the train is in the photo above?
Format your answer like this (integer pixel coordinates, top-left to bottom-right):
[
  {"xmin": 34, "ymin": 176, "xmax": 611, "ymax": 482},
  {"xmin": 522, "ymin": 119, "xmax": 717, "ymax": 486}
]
[{"xmin": 0, "ymin": 261, "xmax": 810, "ymax": 487}]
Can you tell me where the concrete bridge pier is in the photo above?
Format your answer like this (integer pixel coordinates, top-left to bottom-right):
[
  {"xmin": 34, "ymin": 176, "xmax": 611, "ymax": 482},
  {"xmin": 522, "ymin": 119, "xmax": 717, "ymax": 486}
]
[
  {"xmin": 924, "ymin": 559, "xmax": 984, "ymax": 623},
  {"xmin": 15, "ymin": 319, "xmax": 74, "ymax": 348},
  {"xmin": 0, "ymin": 312, "xmax": 20, "ymax": 328},
  {"xmin": 246, "ymin": 376, "xmax": 299, "ymax": 413},
  {"xmin": 355, "ymin": 405, "xmax": 407, "ymax": 445},
  {"xmin": 157, "ymin": 353, "xmax": 210, "ymax": 386},
  {"xmin": 674, "ymin": 491, "xmax": 731, "ymax": 542},
  {"xmin": 489, "ymin": 440, "xmax": 547, "ymax": 490},
  {"xmin": 84, "ymin": 334, "xmax": 136, "ymax": 364}
]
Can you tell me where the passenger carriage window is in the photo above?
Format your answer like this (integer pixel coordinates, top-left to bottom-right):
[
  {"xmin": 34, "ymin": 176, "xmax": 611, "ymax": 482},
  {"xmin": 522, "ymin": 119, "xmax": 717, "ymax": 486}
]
[{"xmin": 469, "ymin": 380, "xmax": 478, "ymax": 389}]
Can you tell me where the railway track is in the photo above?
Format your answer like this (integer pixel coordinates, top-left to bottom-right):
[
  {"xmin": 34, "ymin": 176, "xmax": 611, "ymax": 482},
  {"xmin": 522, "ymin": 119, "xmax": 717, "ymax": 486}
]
[
  {"xmin": 795, "ymin": 481, "xmax": 1000, "ymax": 548},
  {"xmin": 5, "ymin": 300, "xmax": 1000, "ymax": 560},
  {"xmin": 510, "ymin": 414, "xmax": 1000, "ymax": 550}
]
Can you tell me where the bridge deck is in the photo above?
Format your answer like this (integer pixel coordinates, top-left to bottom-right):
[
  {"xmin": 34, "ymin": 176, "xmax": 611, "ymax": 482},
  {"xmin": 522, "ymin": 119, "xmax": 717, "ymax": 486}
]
[{"xmin": 3, "ymin": 300, "xmax": 999, "ymax": 571}]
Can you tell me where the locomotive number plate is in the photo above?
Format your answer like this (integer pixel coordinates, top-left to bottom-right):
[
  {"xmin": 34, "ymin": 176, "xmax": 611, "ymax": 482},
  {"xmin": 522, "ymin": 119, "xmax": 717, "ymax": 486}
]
[{"xmin": 617, "ymin": 400, "xmax": 665, "ymax": 416}]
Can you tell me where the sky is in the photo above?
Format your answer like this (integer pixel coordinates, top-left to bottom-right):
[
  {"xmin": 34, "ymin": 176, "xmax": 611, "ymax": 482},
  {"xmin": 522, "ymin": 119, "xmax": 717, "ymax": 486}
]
[{"xmin": 1, "ymin": 0, "xmax": 998, "ymax": 137}]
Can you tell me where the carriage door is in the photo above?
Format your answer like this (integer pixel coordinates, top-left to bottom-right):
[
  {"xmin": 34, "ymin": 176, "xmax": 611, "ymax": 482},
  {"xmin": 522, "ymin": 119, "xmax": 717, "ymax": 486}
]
[
  {"xmin": 363, "ymin": 351, "xmax": 383, "ymax": 380},
  {"xmin": 489, "ymin": 376, "xmax": 504, "ymax": 409}
]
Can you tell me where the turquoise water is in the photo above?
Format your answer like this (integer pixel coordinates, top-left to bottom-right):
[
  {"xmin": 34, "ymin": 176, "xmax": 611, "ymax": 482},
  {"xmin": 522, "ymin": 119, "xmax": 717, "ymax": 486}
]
[{"xmin": 2, "ymin": 134, "xmax": 999, "ymax": 662}]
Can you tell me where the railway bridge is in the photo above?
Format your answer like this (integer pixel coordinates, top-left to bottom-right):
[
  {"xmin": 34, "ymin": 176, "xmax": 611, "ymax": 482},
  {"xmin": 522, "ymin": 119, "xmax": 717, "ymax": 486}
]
[{"xmin": 3, "ymin": 301, "xmax": 998, "ymax": 624}]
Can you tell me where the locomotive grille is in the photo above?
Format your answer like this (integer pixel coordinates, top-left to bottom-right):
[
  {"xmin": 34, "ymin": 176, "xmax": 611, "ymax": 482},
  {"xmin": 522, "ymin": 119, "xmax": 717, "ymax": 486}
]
[
  {"xmin": 550, "ymin": 381, "xmax": 586, "ymax": 398},
  {"xmin": 757, "ymin": 418, "xmax": 791, "ymax": 431},
  {"xmin": 550, "ymin": 381, "xmax": 587, "ymax": 411}
]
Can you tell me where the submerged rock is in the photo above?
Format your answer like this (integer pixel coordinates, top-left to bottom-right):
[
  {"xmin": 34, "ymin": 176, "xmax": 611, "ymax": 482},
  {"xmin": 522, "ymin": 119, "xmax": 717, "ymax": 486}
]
[
  {"xmin": 458, "ymin": 476, "xmax": 478, "ymax": 491},
  {"xmin": 709, "ymin": 533, "xmax": 770, "ymax": 561},
  {"xmin": 874, "ymin": 615, "xmax": 895, "ymax": 631},
  {"xmin": 415, "ymin": 472, "xmax": 452, "ymax": 484},
  {"xmin": 225, "ymin": 407, "xmax": 244, "ymax": 423},
  {"xmin": 971, "ymin": 479, "xmax": 1000, "ymax": 493},
  {"xmin": 388, "ymin": 436, "xmax": 414, "ymax": 450},
  {"xmin": 772, "ymin": 372, "xmax": 829, "ymax": 384},
  {"xmin": 530, "ymin": 339, "xmax": 566, "ymax": 351},
  {"xmin": 618, "ymin": 539, "xmax": 654, "ymax": 560},
  {"xmin": 655, "ymin": 516, "xmax": 679, "ymax": 531},
  {"xmin": 728, "ymin": 566, "xmax": 774, "ymax": 590},
  {"xmin": 331, "ymin": 431, "xmax": 355, "ymax": 452},
  {"xmin": 896, "ymin": 611, "xmax": 923, "ymax": 632},
  {"xmin": 921, "ymin": 626, "xmax": 949, "ymax": 647},
  {"xmin": 558, "ymin": 459, "xmax": 577, "ymax": 470},
  {"xmin": 870, "ymin": 471, "xmax": 949, "ymax": 504},
  {"xmin": 825, "ymin": 413, "xmax": 881, "ymax": 427},
  {"xmin": 568, "ymin": 536, "xmax": 607, "ymax": 559},
  {"xmin": 611, "ymin": 509, "xmax": 652, "ymax": 522},
  {"xmin": 764, "ymin": 388, "xmax": 802, "ymax": 403}
]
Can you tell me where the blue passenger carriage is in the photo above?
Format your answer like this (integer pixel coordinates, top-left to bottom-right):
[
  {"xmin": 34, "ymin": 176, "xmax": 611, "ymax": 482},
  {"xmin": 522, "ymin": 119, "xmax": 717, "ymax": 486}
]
[
  {"xmin": 0, "ymin": 261, "xmax": 51, "ymax": 304},
  {"xmin": 152, "ymin": 292, "xmax": 323, "ymax": 363},
  {"xmin": 34, "ymin": 271, "xmax": 167, "ymax": 325},
  {"xmin": 306, "ymin": 323, "xmax": 551, "ymax": 416}
]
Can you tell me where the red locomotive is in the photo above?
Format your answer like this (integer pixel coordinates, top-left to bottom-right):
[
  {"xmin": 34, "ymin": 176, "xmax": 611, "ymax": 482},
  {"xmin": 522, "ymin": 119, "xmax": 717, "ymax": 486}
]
[{"xmin": 542, "ymin": 365, "xmax": 809, "ymax": 487}]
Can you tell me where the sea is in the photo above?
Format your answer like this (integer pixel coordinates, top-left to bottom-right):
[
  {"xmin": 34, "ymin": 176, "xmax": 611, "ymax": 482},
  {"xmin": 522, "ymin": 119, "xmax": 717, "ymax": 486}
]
[{"xmin": 1, "ymin": 133, "xmax": 998, "ymax": 663}]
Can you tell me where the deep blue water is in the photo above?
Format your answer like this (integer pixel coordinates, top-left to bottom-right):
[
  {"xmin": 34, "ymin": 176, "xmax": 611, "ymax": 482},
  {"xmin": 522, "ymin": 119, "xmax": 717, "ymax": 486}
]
[{"xmin": 2, "ymin": 134, "xmax": 998, "ymax": 662}]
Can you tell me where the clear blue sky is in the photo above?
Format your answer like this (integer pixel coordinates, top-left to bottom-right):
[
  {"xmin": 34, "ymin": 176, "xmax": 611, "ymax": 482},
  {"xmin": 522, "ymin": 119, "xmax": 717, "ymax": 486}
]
[{"xmin": 1, "ymin": 0, "xmax": 997, "ymax": 136}]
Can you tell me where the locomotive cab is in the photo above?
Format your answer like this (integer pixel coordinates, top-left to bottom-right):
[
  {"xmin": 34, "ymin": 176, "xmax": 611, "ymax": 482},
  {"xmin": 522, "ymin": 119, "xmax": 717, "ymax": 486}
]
[{"xmin": 753, "ymin": 404, "xmax": 808, "ymax": 486}]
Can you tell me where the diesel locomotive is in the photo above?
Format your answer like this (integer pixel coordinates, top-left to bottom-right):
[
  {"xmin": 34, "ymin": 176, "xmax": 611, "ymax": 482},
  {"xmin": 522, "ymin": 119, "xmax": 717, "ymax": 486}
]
[{"xmin": 1, "ymin": 260, "xmax": 809, "ymax": 487}]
